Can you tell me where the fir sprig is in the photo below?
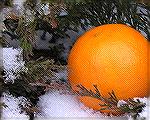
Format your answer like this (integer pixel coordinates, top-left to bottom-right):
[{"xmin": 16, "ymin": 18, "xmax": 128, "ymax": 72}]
[
  {"xmin": 75, "ymin": 84, "xmax": 146, "ymax": 118},
  {"xmin": 19, "ymin": 57, "xmax": 66, "ymax": 83}
]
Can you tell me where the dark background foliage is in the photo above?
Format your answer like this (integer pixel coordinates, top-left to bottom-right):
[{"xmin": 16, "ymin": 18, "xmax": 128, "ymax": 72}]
[{"xmin": 58, "ymin": 0, "xmax": 150, "ymax": 39}]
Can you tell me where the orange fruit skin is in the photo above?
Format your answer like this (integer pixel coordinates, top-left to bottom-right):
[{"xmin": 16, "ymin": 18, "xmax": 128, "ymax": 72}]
[
  {"xmin": 68, "ymin": 24, "xmax": 149, "ymax": 115},
  {"xmin": 148, "ymin": 42, "xmax": 150, "ymax": 97}
]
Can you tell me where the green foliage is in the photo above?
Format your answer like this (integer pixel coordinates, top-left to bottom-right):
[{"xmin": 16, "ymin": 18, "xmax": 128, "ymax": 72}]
[
  {"xmin": 15, "ymin": 17, "xmax": 37, "ymax": 61},
  {"xmin": 23, "ymin": 58, "xmax": 66, "ymax": 83},
  {"xmin": 0, "ymin": 37, "xmax": 6, "ymax": 47},
  {"xmin": 41, "ymin": 0, "xmax": 58, "ymax": 3},
  {"xmin": 0, "ymin": 0, "xmax": 13, "ymax": 10},
  {"xmin": 24, "ymin": 0, "xmax": 38, "ymax": 10},
  {"xmin": 64, "ymin": 0, "xmax": 88, "ymax": 4},
  {"xmin": 58, "ymin": 0, "xmax": 150, "ymax": 39}
]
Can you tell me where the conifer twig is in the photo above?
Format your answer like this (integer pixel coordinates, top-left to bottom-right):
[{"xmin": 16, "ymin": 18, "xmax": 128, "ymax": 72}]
[{"xmin": 75, "ymin": 84, "xmax": 146, "ymax": 117}]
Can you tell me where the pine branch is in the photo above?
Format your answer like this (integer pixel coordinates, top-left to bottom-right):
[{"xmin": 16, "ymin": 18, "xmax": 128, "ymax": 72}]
[
  {"xmin": 20, "ymin": 58, "xmax": 66, "ymax": 83},
  {"xmin": 75, "ymin": 84, "xmax": 146, "ymax": 117}
]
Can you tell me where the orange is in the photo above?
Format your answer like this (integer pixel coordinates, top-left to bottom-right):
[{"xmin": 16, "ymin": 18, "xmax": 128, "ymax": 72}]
[{"xmin": 68, "ymin": 24, "xmax": 149, "ymax": 115}]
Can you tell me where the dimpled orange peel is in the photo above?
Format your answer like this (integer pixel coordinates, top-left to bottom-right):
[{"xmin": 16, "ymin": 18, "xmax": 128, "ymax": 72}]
[{"xmin": 68, "ymin": 24, "xmax": 149, "ymax": 115}]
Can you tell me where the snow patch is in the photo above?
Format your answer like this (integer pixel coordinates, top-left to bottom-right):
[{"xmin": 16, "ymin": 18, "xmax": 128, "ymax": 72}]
[
  {"xmin": 3, "ymin": 47, "xmax": 25, "ymax": 83},
  {"xmin": 1, "ymin": 92, "xmax": 29, "ymax": 120},
  {"xmin": 35, "ymin": 91, "xmax": 128, "ymax": 120}
]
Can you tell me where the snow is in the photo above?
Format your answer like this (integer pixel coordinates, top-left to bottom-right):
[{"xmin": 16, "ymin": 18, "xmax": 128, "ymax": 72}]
[
  {"xmin": 13, "ymin": 0, "xmax": 26, "ymax": 8},
  {"xmin": 0, "ymin": 44, "xmax": 2, "ymax": 69},
  {"xmin": 133, "ymin": 97, "xmax": 150, "ymax": 120},
  {"xmin": 3, "ymin": 47, "xmax": 25, "ymax": 83},
  {"xmin": 36, "ymin": 91, "xmax": 100, "ymax": 118},
  {"xmin": 1, "ymin": 92, "xmax": 29, "ymax": 120},
  {"xmin": 35, "ymin": 91, "xmax": 129, "ymax": 120}
]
